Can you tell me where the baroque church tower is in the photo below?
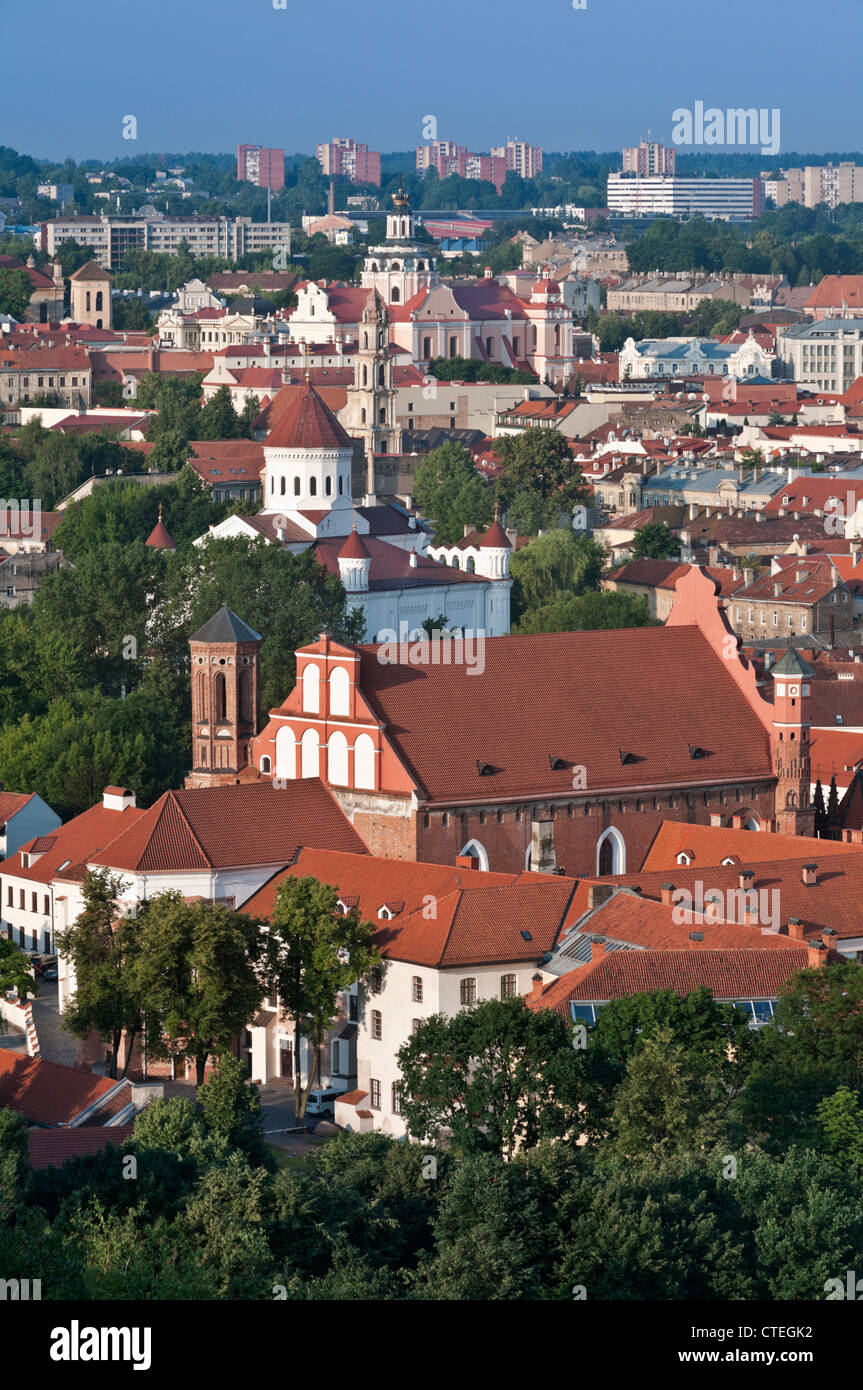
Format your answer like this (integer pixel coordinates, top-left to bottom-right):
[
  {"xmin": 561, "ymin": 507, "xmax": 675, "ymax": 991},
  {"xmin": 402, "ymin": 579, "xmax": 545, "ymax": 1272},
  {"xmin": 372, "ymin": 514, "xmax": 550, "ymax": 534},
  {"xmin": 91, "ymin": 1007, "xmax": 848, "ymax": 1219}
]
[
  {"xmin": 340, "ymin": 290, "xmax": 403, "ymax": 494},
  {"xmin": 186, "ymin": 607, "xmax": 262, "ymax": 789},
  {"xmin": 360, "ymin": 179, "xmax": 439, "ymax": 307}
]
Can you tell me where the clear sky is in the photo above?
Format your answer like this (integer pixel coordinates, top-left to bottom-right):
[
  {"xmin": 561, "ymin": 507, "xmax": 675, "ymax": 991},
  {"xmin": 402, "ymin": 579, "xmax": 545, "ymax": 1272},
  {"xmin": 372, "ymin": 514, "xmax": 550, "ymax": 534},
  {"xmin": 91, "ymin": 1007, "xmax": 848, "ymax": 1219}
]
[{"xmin": 4, "ymin": 0, "xmax": 860, "ymax": 161}]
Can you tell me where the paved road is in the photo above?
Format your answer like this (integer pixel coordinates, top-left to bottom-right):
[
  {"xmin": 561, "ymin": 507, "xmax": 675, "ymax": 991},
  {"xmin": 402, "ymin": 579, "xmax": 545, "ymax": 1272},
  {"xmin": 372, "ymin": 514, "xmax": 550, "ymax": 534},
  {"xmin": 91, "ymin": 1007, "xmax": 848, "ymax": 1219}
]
[{"xmin": 29, "ymin": 979, "xmax": 79, "ymax": 1067}]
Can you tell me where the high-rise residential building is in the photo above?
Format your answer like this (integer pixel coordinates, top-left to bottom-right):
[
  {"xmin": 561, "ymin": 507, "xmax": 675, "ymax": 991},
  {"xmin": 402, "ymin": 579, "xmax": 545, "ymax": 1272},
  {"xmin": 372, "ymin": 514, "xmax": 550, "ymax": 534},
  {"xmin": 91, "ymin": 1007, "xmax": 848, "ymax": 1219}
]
[
  {"xmin": 416, "ymin": 138, "xmax": 538, "ymax": 192},
  {"xmin": 490, "ymin": 140, "xmax": 543, "ymax": 179},
  {"xmin": 237, "ymin": 144, "xmax": 285, "ymax": 191},
  {"xmin": 622, "ymin": 140, "xmax": 676, "ymax": 177},
  {"xmin": 607, "ymin": 174, "xmax": 762, "ymax": 222},
  {"xmin": 315, "ymin": 138, "xmax": 381, "ymax": 187},
  {"xmin": 763, "ymin": 163, "xmax": 863, "ymax": 210}
]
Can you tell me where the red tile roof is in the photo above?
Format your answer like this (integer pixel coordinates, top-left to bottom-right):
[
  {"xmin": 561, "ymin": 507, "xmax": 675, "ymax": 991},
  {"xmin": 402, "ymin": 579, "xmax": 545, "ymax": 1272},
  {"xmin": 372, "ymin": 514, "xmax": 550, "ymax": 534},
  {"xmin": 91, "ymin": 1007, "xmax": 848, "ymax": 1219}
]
[
  {"xmin": 0, "ymin": 791, "xmax": 34, "ymax": 822},
  {"xmin": 264, "ymin": 380, "xmax": 353, "ymax": 450},
  {"xmin": 0, "ymin": 1052, "xmax": 130, "ymax": 1126},
  {"xmin": 90, "ymin": 781, "xmax": 367, "ymax": 873},
  {"xmin": 805, "ymin": 276, "xmax": 863, "ymax": 311},
  {"xmin": 354, "ymin": 626, "xmax": 772, "ymax": 804},
  {"xmin": 531, "ymin": 947, "xmax": 839, "ymax": 1017},
  {"xmin": 566, "ymin": 890, "xmax": 802, "ymax": 953},
  {"xmin": 314, "ymin": 534, "xmax": 485, "ymax": 591},
  {"xmin": 1, "ymin": 801, "xmax": 146, "ymax": 885},
  {"xmin": 28, "ymin": 1124, "xmax": 135, "ymax": 1170},
  {"xmin": 640, "ymin": 819, "xmax": 863, "ymax": 873}
]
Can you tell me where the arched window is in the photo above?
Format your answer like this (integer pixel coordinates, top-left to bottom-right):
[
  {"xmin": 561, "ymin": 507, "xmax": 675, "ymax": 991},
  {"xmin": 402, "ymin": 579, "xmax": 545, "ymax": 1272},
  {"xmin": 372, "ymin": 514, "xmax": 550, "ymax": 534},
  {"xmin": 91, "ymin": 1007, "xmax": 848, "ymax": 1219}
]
[
  {"xmin": 354, "ymin": 733, "xmax": 375, "ymax": 789},
  {"xmin": 379, "ymin": 407, "xmax": 386, "ymax": 424},
  {"xmin": 459, "ymin": 838, "xmax": 489, "ymax": 871},
  {"xmin": 329, "ymin": 665, "xmax": 350, "ymax": 716},
  {"xmin": 196, "ymin": 672, "xmax": 207, "ymax": 721},
  {"xmin": 466, "ymin": 556, "xmax": 475, "ymax": 573},
  {"xmin": 328, "ymin": 731, "xmax": 349, "ymax": 785},
  {"xmin": 596, "ymin": 826, "xmax": 625, "ymax": 875},
  {"xmin": 301, "ymin": 728, "xmax": 319, "ymax": 778},
  {"xmin": 301, "ymin": 663, "xmax": 320, "ymax": 713},
  {"xmin": 361, "ymin": 408, "xmax": 366, "ymax": 424},
  {"xmin": 310, "ymin": 476, "xmax": 317, "ymax": 496},
  {"xmin": 213, "ymin": 672, "xmax": 227, "ymax": 721},
  {"xmin": 260, "ymin": 755, "xmax": 271, "ymax": 774},
  {"xmin": 280, "ymin": 476, "xmax": 286, "ymax": 495},
  {"xmin": 325, "ymin": 475, "xmax": 332, "ymax": 496},
  {"xmin": 95, "ymin": 291, "xmax": 103, "ymax": 311},
  {"xmin": 378, "ymin": 365, "xmax": 385, "ymax": 387},
  {"xmin": 362, "ymin": 364, "xmax": 368, "ymax": 386},
  {"xmin": 275, "ymin": 727, "xmax": 295, "ymax": 779},
  {"xmin": 294, "ymin": 476, "xmax": 300, "ymax": 495},
  {"xmin": 392, "ymin": 286, "xmax": 400, "ymax": 303},
  {"xmin": 239, "ymin": 667, "xmax": 254, "ymax": 723},
  {"xmin": 86, "ymin": 291, "xmax": 91, "ymax": 311}
]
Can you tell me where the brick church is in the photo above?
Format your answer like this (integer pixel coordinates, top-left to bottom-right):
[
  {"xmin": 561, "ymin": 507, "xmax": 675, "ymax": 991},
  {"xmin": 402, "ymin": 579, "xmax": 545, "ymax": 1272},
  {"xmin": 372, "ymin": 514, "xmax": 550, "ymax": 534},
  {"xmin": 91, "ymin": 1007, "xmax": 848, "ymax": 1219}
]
[{"xmin": 185, "ymin": 567, "xmax": 815, "ymax": 877}]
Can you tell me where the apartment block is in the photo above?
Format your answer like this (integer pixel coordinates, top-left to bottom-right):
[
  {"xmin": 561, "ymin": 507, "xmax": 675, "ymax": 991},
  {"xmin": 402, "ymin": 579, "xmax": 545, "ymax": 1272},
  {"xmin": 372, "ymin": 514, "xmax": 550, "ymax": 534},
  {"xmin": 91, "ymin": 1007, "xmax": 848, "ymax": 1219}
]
[
  {"xmin": 607, "ymin": 174, "xmax": 762, "ymax": 221},
  {"xmin": 621, "ymin": 141, "xmax": 676, "ymax": 176},
  {"xmin": 236, "ymin": 144, "xmax": 285, "ymax": 191},
  {"xmin": 315, "ymin": 138, "xmax": 381, "ymax": 187},
  {"xmin": 41, "ymin": 214, "xmax": 291, "ymax": 269}
]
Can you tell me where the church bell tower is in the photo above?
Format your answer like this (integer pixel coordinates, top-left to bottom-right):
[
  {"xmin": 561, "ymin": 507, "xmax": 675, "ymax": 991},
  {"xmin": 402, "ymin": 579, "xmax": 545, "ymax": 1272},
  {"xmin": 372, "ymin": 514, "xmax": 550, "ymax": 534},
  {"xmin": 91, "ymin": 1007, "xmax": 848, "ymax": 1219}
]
[
  {"xmin": 186, "ymin": 606, "xmax": 262, "ymax": 788},
  {"xmin": 770, "ymin": 647, "xmax": 816, "ymax": 836}
]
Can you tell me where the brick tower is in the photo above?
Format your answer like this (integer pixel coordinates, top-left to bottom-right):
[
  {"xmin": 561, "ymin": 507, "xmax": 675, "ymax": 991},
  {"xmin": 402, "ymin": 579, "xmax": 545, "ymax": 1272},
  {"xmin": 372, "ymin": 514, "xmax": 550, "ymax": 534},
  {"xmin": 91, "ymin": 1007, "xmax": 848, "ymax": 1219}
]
[
  {"xmin": 186, "ymin": 607, "xmax": 262, "ymax": 788},
  {"xmin": 770, "ymin": 647, "xmax": 815, "ymax": 836}
]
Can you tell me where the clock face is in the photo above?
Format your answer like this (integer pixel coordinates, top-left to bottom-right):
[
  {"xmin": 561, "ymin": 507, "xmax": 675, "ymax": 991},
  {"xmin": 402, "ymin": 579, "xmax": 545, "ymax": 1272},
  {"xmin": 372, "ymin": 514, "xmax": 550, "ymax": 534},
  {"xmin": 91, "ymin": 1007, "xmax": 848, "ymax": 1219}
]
[{"xmin": 788, "ymin": 685, "xmax": 799, "ymax": 697}]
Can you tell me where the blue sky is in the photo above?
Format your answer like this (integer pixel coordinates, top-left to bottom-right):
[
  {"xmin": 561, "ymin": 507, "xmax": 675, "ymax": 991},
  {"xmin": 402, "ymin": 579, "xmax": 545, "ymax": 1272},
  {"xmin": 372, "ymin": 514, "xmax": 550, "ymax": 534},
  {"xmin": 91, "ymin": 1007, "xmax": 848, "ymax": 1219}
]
[{"xmin": 5, "ymin": 0, "xmax": 861, "ymax": 161}]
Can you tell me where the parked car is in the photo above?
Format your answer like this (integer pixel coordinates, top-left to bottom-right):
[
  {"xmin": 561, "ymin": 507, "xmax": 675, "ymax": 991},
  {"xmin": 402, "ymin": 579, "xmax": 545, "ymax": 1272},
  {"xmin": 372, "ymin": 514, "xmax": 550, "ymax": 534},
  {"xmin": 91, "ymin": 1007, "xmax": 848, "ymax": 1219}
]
[
  {"xmin": 29, "ymin": 954, "xmax": 57, "ymax": 978},
  {"xmin": 305, "ymin": 1085, "xmax": 349, "ymax": 1117}
]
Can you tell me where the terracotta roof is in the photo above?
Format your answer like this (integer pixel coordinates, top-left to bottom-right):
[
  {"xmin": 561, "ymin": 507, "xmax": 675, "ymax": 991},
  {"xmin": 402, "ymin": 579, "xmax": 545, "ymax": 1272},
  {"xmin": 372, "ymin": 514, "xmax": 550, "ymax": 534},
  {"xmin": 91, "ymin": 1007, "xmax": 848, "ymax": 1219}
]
[
  {"xmin": 0, "ymin": 1052, "xmax": 130, "ymax": 1127},
  {"xmin": 144, "ymin": 518, "xmax": 175, "ymax": 550},
  {"xmin": 805, "ymin": 276, "xmax": 863, "ymax": 311},
  {"xmin": 335, "ymin": 1089, "xmax": 368, "ymax": 1106},
  {"xmin": 90, "ymin": 781, "xmax": 367, "ymax": 873},
  {"xmin": 338, "ymin": 528, "xmax": 370, "ymax": 560},
  {"xmin": 264, "ymin": 379, "xmax": 353, "ymax": 450},
  {"xmin": 28, "ymin": 1125, "xmax": 135, "ymax": 1170},
  {"xmin": 531, "ymin": 947, "xmax": 840, "ymax": 1017},
  {"xmin": 354, "ymin": 626, "xmax": 772, "ymax": 803},
  {"xmin": 0, "ymin": 801, "xmax": 145, "ymax": 885},
  {"xmin": 479, "ymin": 520, "xmax": 511, "ymax": 549},
  {"xmin": 0, "ymin": 791, "xmax": 34, "ymax": 822},
  {"xmin": 640, "ymin": 819, "xmax": 863, "ymax": 873},
  {"xmin": 314, "ymin": 534, "xmax": 485, "ymax": 591},
  {"xmin": 563, "ymin": 890, "xmax": 804, "ymax": 954},
  {"xmin": 69, "ymin": 260, "xmax": 112, "ymax": 283},
  {"xmin": 241, "ymin": 847, "xmax": 565, "ymax": 929}
]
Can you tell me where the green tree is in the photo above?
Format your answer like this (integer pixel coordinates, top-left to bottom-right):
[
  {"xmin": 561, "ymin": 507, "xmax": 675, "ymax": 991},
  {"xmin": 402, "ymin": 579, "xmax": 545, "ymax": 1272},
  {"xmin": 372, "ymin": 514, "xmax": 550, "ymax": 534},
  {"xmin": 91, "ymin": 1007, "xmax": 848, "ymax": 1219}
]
[
  {"xmin": 397, "ymin": 997, "xmax": 586, "ymax": 1158},
  {"xmin": 413, "ymin": 441, "xmax": 493, "ymax": 543},
  {"xmin": 0, "ymin": 267, "xmax": 32, "ymax": 318},
  {"xmin": 630, "ymin": 521, "xmax": 679, "ymax": 561},
  {"xmin": 0, "ymin": 937, "xmax": 34, "ymax": 1006},
  {"xmin": 262, "ymin": 876, "xmax": 379, "ymax": 1120},
  {"xmin": 197, "ymin": 384, "xmax": 245, "ymax": 441},
  {"xmin": 509, "ymin": 528, "xmax": 606, "ymax": 621},
  {"xmin": 111, "ymin": 297, "xmax": 154, "ymax": 331},
  {"xmin": 495, "ymin": 430, "xmax": 587, "ymax": 513},
  {"xmin": 816, "ymin": 1086, "xmax": 863, "ymax": 1180},
  {"xmin": 514, "ymin": 589, "xmax": 658, "ymax": 633},
  {"xmin": 56, "ymin": 869, "xmax": 143, "ymax": 1078},
  {"xmin": 137, "ymin": 894, "xmax": 264, "ymax": 1087},
  {"xmin": 198, "ymin": 1052, "xmax": 271, "ymax": 1167},
  {"xmin": 603, "ymin": 1031, "xmax": 728, "ymax": 1165}
]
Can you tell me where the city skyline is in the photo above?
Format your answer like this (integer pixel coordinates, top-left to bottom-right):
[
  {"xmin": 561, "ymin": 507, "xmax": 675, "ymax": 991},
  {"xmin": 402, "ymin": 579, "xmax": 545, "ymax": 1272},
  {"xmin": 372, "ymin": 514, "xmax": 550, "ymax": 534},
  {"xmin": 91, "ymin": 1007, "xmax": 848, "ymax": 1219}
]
[{"xmin": 3, "ymin": 0, "xmax": 859, "ymax": 161}]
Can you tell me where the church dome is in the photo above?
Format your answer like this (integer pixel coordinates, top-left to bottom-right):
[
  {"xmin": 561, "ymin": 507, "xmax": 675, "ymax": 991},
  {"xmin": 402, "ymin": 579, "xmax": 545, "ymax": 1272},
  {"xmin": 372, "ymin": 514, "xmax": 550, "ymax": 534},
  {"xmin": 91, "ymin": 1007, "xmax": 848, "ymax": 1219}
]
[{"xmin": 265, "ymin": 378, "xmax": 353, "ymax": 450}]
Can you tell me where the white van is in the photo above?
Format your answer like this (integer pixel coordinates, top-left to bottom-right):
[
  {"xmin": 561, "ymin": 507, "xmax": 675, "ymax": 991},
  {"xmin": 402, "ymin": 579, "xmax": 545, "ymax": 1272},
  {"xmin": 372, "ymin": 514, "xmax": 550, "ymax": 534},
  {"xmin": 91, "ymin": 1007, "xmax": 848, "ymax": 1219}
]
[{"xmin": 305, "ymin": 1086, "xmax": 348, "ymax": 1117}]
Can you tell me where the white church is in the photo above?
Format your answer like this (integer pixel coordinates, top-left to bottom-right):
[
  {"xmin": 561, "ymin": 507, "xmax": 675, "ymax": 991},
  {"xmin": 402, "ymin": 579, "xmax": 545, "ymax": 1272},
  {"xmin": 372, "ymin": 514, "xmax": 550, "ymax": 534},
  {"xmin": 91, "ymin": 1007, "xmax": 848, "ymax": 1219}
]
[{"xmin": 196, "ymin": 371, "xmax": 511, "ymax": 640}]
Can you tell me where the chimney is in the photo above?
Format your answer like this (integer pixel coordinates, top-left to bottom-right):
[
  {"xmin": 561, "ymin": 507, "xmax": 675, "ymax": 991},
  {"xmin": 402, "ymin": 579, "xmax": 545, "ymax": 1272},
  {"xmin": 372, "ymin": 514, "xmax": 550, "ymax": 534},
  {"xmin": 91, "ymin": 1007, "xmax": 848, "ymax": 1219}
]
[
  {"xmin": 708, "ymin": 545, "xmax": 720, "ymax": 567},
  {"xmin": 103, "ymin": 786, "xmax": 136, "ymax": 811},
  {"xmin": 529, "ymin": 972, "xmax": 544, "ymax": 1002},
  {"xmin": 589, "ymin": 935, "xmax": 607, "ymax": 961},
  {"xmin": 661, "ymin": 882, "xmax": 675, "ymax": 906},
  {"xmin": 807, "ymin": 940, "xmax": 828, "ymax": 969},
  {"xmin": 587, "ymin": 883, "xmax": 614, "ymax": 911},
  {"xmin": 801, "ymin": 863, "xmax": 817, "ymax": 885},
  {"xmin": 409, "ymin": 551, "xmax": 418, "ymax": 567},
  {"xmin": 455, "ymin": 854, "xmax": 479, "ymax": 871},
  {"xmin": 787, "ymin": 916, "xmax": 806, "ymax": 940}
]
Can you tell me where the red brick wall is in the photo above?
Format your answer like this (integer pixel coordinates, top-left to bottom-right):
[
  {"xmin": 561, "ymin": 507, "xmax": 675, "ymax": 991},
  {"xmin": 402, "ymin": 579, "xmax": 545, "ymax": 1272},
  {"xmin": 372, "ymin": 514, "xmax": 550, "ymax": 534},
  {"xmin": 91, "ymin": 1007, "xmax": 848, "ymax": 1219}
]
[{"xmin": 413, "ymin": 782, "xmax": 778, "ymax": 876}]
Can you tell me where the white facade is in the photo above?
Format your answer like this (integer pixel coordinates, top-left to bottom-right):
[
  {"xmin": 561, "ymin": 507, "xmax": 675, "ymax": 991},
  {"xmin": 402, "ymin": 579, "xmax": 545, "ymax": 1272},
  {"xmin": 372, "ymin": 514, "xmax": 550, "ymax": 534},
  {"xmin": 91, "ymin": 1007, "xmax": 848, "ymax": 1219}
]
[
  {"xmin": 619, "ymin": 333, "xmax": 772, "ymax": 380},
  {"xmin": 607, "ymin": 174, "xmax": 760, "ymax": 221}
]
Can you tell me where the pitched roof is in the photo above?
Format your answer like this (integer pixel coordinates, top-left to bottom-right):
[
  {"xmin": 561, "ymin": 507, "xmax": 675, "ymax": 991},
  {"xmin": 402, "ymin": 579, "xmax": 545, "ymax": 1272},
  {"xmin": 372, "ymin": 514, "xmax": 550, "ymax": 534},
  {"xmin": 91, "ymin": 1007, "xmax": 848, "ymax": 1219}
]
[
  {"xmin": 144, "ymin": 517, "xmax": 175, "ymax": 550},
  {"xmin": 264, "ymin": 378, "xmax": 353, "ymax": 451},
  {"xmin": 374, "ymin": 880, "xmax": 576, "ymax": 967},
  {"xmin": 314, "ymin": 534, "xmax": 485, "ymax": 591},
  {"xmin": 90, "ymin": 781, "xmax": 368, "ymax": 873},
  {"xmin": 771, "ymin": 646, "xmax": 816, "ymax": 677},
  {"xmin": 189, "ymin": 606, "xmax": 261, "ymax": 644},
  {"xmin": 338, "ymin": 528, "xmax": 370, "ymax": 560},
  {"xmin": 354, "ymin": 626, "xmax": 772, "ymax": 803},
  {"xmin": 560, "ymin": 890, "xmax": 803, "ymax": 955},
  {"xmin": 28, "ymin": 1124, "xmax": 135, "ymax": 1170},
  {"xmin": 0, "ymin": 1052, "xmax": 130, "ymax": 1126},
  {"xmin": 530, "ymin": 947, "xmax": 838, "ymax": 1017},
  {"xmin": 1, "ymin": 800, "xmax": 145, "ymax": 885},
  {"xmin": 479, "ymin": 520, "xmax": 511, "ymax": 549},
  {"xmin": 69, "ymin": 260, "xmax": 112, "ymax": 282},
  {"xmin": 0, "ymin": 791, "xmax": 34, "ymax": 822},
  {"xmin": 640, "ymin": 819, "xmax": 862, "ymax": 873}
]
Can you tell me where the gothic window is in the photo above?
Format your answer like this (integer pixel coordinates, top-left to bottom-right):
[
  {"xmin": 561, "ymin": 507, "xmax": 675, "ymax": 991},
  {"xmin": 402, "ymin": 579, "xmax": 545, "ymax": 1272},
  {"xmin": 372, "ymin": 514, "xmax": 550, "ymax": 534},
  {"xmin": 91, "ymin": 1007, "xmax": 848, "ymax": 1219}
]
[
  {"xmin": 214, "ymin": 673, "xmax": 226, "ymax": 721},
  {"xmin": 239, "ymin": 667, "xmax": 254, "ymax": 723}
]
